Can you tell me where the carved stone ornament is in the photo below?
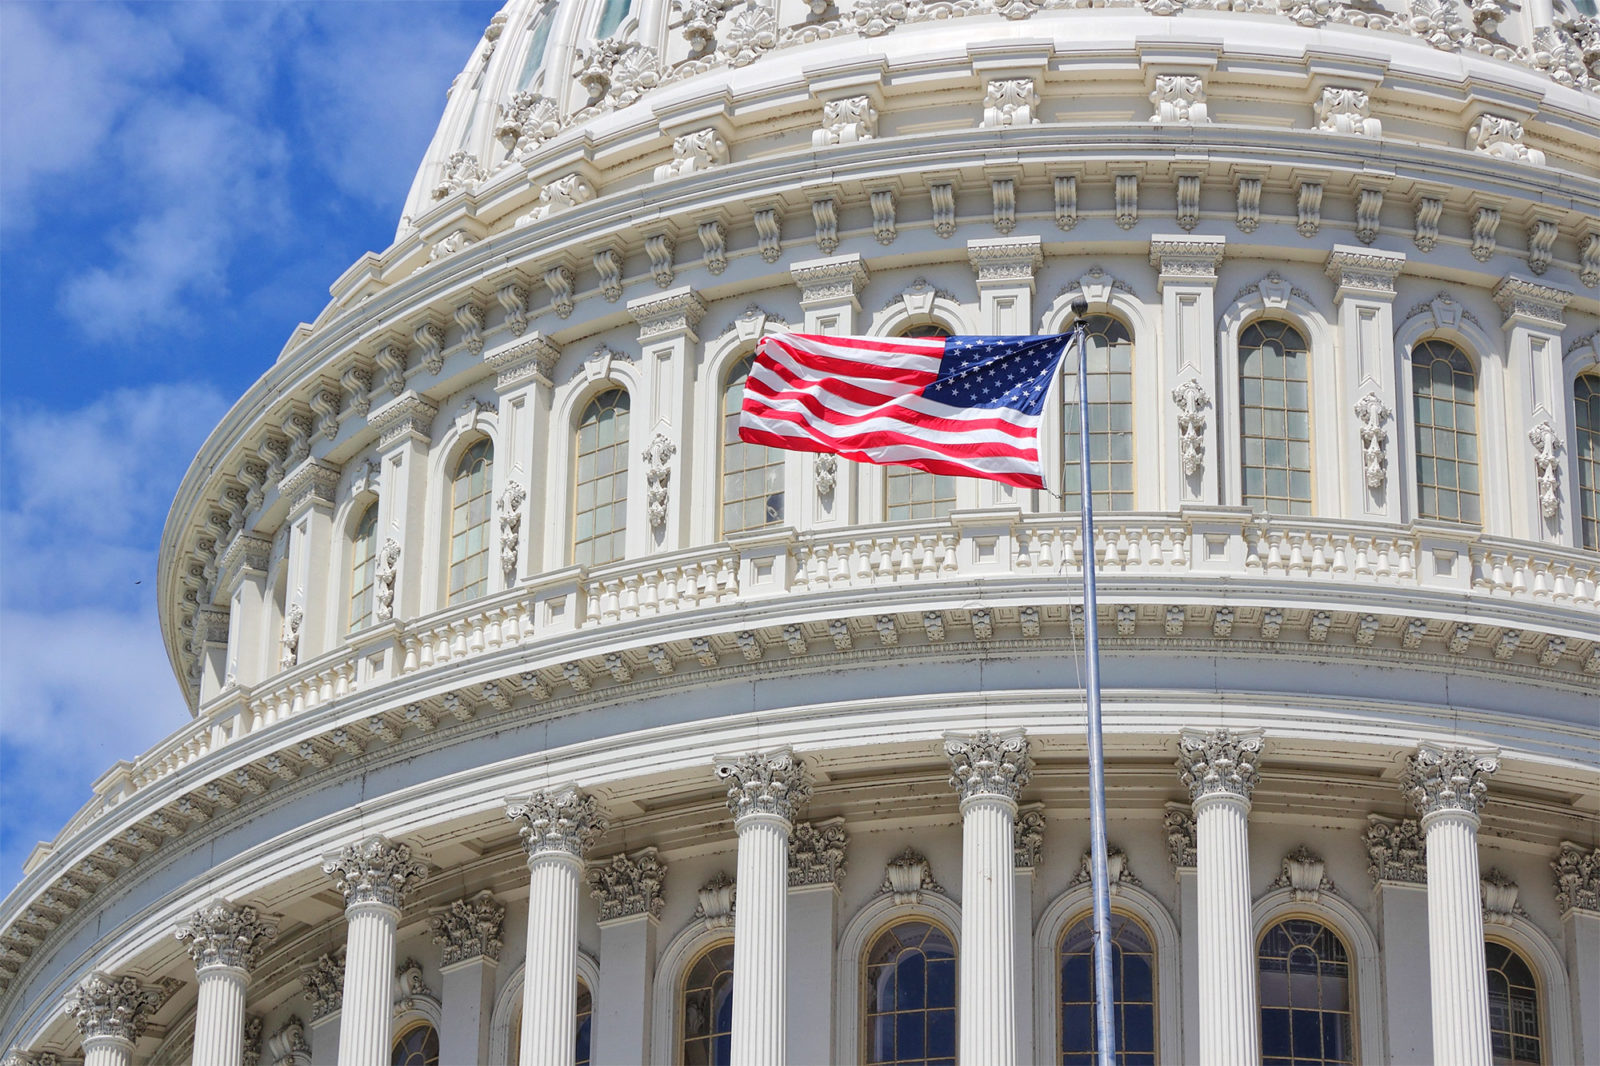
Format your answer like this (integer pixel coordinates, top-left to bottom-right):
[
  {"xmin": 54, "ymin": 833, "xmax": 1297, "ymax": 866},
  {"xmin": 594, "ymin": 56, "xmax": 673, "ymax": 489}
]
[
  {"xmin": 393, "ymin": 958, "xmax": 438, "ymax": 1016},
  {"xmin": 495, "ymin": 92, "xmax": 561, "ymax": 161},
  {"xmin": 714, "ymin": 748, "xmax": 811, "ymax": 823},
  {"xmin": 1013, "ymin": 804, "xmax": 1045, "ymax": 868},
  {"xmin": 1150, "ymin": 74, "xmax": 1209, "ymax": 124},
  {"xmin": 789, "ymin": 819, "xmax": 849, "ymax": 886},
  {"xmin": 643, "ymin": 433, "xmax": 677, "ymax": 531},
  {"xmin": 1401, "ymin": 744, "xmax": 1499, "ymax": 818},
  {"xmin": 1164, "ymin": 804, "xmax": 1196, "ymax": 868},
  {"xmin": 429, "ymin": 890, "xmax": 505, "ymax": 964},
  {"xmin": 1353, "ymin": 392, "xmax": 1391, "ymax": 489},
  {"xmin": 373, "ymin": 539, "xmax": 400, "ymax": 622},
  {"xmin": 301, "ymin": 950, "xmax": 345, "ymax": 1020},
  {"xmin": 945, "ymin": 729, "xmax": 1032, "ymax": 803},
  {"xmin": 497, "ymin": 482, "xmax": 527, "ymax": 574},
  {"xmin": 174, "ymin": 899, "xmax": 278, "ymax": 973},
  {"xmin": 431, "ymin": 151, "xmax": 485, "ymax": 201},
  {"xmin": 3, "ymin": 1052, "xmax": 62, "ymax": 1066},
  {"xmin": 65, "ymin": 971, "xmax": 165, "ymax": 1044},
  {"xmin": 1314, "ymin": 86, "xmax": 1382, "ymax": 136},
  {"xmin": 1480, "ymin": 868, "xmax": 1524, "ymax": 925},
  {"xmin": 1171, "ymin": 379, "xmax": 1209, "ymax": 477},
  {"xmin": 588, "ymin": 847, "xmax": 668, "ymax": 920},
  {"xmin": 982, "ymin": 78, "xmax": 1039, "ymax": 128},
  {"xmin": 654, "ymin": 127, "xmax": 730, "ymax": 181},
  {"xmin": 506, "ymin": 785, "xmax": 607, "ymax": 859},
  {"xmin": 1069, "ymin": 847, "xmax": 1141, "ymax": 892},
  {"xmin": 1177, "ymin": 728, "xmax": 1263, "ymax": 802},
  {"xmin": 695, "ymin": 873, "xmax": 736, "ymax": 927},
  {"xmin": 1527, "ymin": 420, "xmax": 1563, "ymax": 518},
  {"xmin": 1469, "ymin": 113, "xmax": 1546, "ymax": 166},
  {"xmin": 265, "ymin": 1015, "xmax": 312, "ymax": 1066},
  {"xmin": 243, "ymin": 1015, "xmax": 264, "ymax": 1066},
  {"xmin": 279, "ymin": 602, "xmax": 303, "ymax": 670},
  {"xmin": 518, "ymin": 173, "xmax": 597, "ymax": 226},
  {"xmin": 883, "ymin": 846, "xmax": 941, "ymax": 903},
  {"xmin": 815, "ymin": 95, "xmax": 878, "ymax": 147},
  {"xmin": 1552, "ymin": 841, "xmax": 1600, "ymax": 914},
  {"xmin": 814, "ymin": 453, "xmax": 838, "ymax": 497},
  {"xmin": 321, "ymin": 835, "xmax": 430, "ymax": 910},
  {"xmin": 1269, "ymin": 845, "xmax": 1336, "ymax": 902}
]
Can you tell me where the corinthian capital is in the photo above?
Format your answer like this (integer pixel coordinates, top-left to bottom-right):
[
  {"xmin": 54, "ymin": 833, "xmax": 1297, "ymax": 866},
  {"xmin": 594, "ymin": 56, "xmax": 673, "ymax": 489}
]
[
  {"xmin": 174, "ymin": 899, "xmax": 278, "ymax": 974},
  {"xmin": 588, "ymin": 847, "xmax": 668, "ymax": 920},
  {"xmin": 321, "ymin": 835, "xmax": 429, "ymax": 911},
  {"xmin": 429, "ymin": 890, "xmax": 506, "ymax": 965},
  {"xmin": 1401, "ymin": 744, "xmax": 1498, "ymax": 819},
  {"xmin": 506, "ymin": 785, "xmax": 606, "ymax": 859},
  {"xmin": 945, "ymin": 730, "xmax": 1031, "ymax": 804},
  {"xmin": 713, "ymin": 749, "xmax": 811, "ymax": 824},
  {"xmin": 65, "ymin": 972, "xmax": 165, "ymax": 1046},
  {"xmin": 1177, "ymin": 728, "xmax": 1264, "ymax": 803}
]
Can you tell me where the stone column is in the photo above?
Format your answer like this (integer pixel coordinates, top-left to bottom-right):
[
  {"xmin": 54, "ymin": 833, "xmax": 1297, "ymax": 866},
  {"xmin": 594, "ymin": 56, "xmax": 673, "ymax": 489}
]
[
  {"xmin": 1177, "ymin": 727, "xmax": 1264, "ymax": 1066},
  {"xmin": 430, "ymin": 890, "xmax": 506, "ymax": 1066},
  {"xmin": 175, "ymin": 899, "xmax": 279, "ymax": 1066},
  {"xmin": 1324, "ymin": 246, "xmax": 1405, "ymax": 523},
  {"xmin": 946, "ymin": 729, "xmax": 1032, "ymax": 1066},
  {"xmin": 790, "ymin": 255, "xmax": 871, "ymax": 529},
  {"xmin": 1402, "ymin": 744, "xmax": 1499, "ymax": 1066},
  {"xmin": 322, "ymin": 835, "xmax": 430, "ymax": 1066},
  {"xmin": 968, "ymin": 237, "xmax": 1044, "ymax": 510},
  {"xmin": 787, "ymin": 819, "xmax": 848, "ymax": 1066},
  {"xmin": 713, "ymin": 748, "xmax": 812, "ymax": 1066},
  {"xmin": 589, "ymin": 847, "xmax": 667, "ymax": 1066},
  {"xmin": 1492, "ymin": 278, "xmax": 1574, "ymax": 543},
  {"xmin": 65, "ymin": 972, "xmax": 164, "ymax": 1066},
  {"xmin": 1554, "ymin": 842, "xmax": 1600, "ymax": 1063},
  {"xmin": 1363, "ymin": 815, "xmax": 1433, "ymax": 1063},
  {"xmin": 507, "ymin": 785, "xmax": 607, "ymax": 1066},
  {"xmin": 1149, "ymin": 236, "xmax": 1225, "ymax": 509}
]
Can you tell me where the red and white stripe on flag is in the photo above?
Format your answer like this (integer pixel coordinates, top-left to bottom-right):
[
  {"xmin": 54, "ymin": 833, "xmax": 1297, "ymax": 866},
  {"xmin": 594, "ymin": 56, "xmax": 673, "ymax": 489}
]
[{"xmin": 738, "ymin": 331, "xmax": 1068, "ymax": 490}]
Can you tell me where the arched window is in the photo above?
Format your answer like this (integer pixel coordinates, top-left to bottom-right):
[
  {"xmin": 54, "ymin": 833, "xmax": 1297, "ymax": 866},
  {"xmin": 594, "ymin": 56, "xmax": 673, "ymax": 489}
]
[
  {"xmin": 1059, "ymin": 911, "xmax": 1156, "ymax": 1065},
  {"xmin": 576, "ymin": 979, "xmax": 594, "ymax": 1066},
  {"xmin": 722, "ymin": 353, "xmax": 785, "ymax": 535},
  {"xmin": 392, "ymin": 1023, "xmax": 441, "ymax": 1066},
  {"xmin": 1258, "ymin": 918, "xmax": 1354, "ymax": 1066},
  {"xmin": 574, "ymin": 389, "xmax": 630, "ymax": 567},
  {"xmin": 1411, "ymin": 340, "xmax": 1480, "ymax": 524},
  {"xmin": 863, "ymin": 919, "xmax": 957, "ymax": 1066},
  {"xmin": 1575, "ymin": 373, "xmax": 1600, "ymax": 550},
  {"xmin": 1061, "ymin": 315, "xmax": 1135, "ymax": 513},
  {"xmin": 1487, "ymin": 940, "xmax": 1543, "ymax": 1065},
  {"xmin": 1239, "ymin": 321, "xmax": 1312, "ymax": 515},
  {"xmin": 682, "ymin": 940, "xmax": 735, "ymax": 1065},
  {"xmin": 887, "ymin": 325, "xmax": 958, "ymax": 521},
  {"xmin": 348, "ymin": 500, "xmax": 379, "ymax": 632},
  {"xmin": 447, "ymin": 439, "xmax": 493, "ymax": 604}
]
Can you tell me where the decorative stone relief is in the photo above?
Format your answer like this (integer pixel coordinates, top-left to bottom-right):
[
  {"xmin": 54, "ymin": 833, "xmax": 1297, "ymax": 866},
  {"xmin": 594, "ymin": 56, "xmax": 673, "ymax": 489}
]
[
  {"xmin": 1355, "ymin": 187, "xmax": 1384, "ymax": 244},
  {"xmin": 815, "ymin": 96, "xmax": 877, "ymax": 146},
  {"xmin": 594, "ymin": 248, "xmax": 624, "ymax": 300},
  {"xmin": 65, "ymin": 972, "xmax": 166, "ymax": 1044},
  {"xmin": 1352, "ymin": 393, "xmax": 1391, "ymax": 489},
  {"xmin": 1164, "ymin": 804, "xmax": 1196, "ymax": 868},
  {"xmin": 645, "ymin": 233, "xmax": 676, "ymax": 287},
  {"xmin": 543, "ymin": 266, "xmax": 575, "ymax": 318},
  {"xmin": 1013, "ymin": 805, "xmax": 1045, "ymax": 868},
  {"xmin": 813, "ymin": 196, "xmax": 839, "ymax": 253},
  {"xmin": 431, "ymin": 151, "xmax": 485, "ymax": 200},
  {"xmin": 1414, "ymin": 197, "xmax": 1443, "ymax": 251},
  {"xmin": 373, "ymin": 539, "xmax": 400, "ymax": 622},
  {"xmin": 1527, "ymin": 219, "xmax": 1559, "ymax": 274},
  {"xmin": 519, "ymin": 174, "xmax": 596, "ymax": 226},
  {"xmin": 754, "ymin": 207, "xmax": 783, "ymax": 262},
  {"xmin": 280, "ymin": 602, "xmax": 303, "ymax": 670},
  {"xmin": 654, "ymin": 127, "xmax": 729, "ymax": 181},
  {"xmin": 990, "ymin": 179, "xmax": 1016, "ymax": 234},
  {"xmin": 714, "ymin": 748, "xmax": 811, "ymax": 822},
  {"xmin": 1364, "ymin": 815, "xmax": 1426, "ymax": 884},
  {"xmin": 1296, "ymin": 182, "xmax": 1322, "ymax": 237},
  {"xmin": 339, "ymin": 366, "xmax": 372, "ymax": 419},
  {"xmin": 642, "ymin": 433, "xmax": 677, "ymax": 531},
  {"xmin": 815, "ymin": 454, "xmax": 839, "ymax": 496},
  {"xmin": 175, "ymin": 899, "xmax": 278, "ymax": 973},
  {"xmin": 301, "ymin": 950, "xmax": 345, "ymax": 1021},
  {"xmin": 430, "ymin": 890, "xmax": 505, "ymax": 964},
  {"xmin": 1055, "ymin": 175, "xmax": 1078, "ymax": 230},
  {"xmin": 1069, "ymin": 846, "xmax": 1141, "ymax": 891},
  {"xmin": 1270, "ymin": 845, "xmax": 1336, "ymax": 901},
  {"xmin": 1171, "ymin": 379, "xmax": 1209, "ymax": 476},
  {"xmin": 1175, "ymin": 174, "xmax": 1201, "ymax": 231},
  {"xmin": 882, "ymin": 847, "xmax": 941, "ymax": 903},
  {"xmin": 1232, "ymin": 176, "xmax": 1260, "ymax": 233},
  {"xmin": 1470, "ymin": 113, "xmax": 1546, "ymax": 165},
  {"xmin": 1552, "ymin": 841, "xmax": 1600, "ymax": 913},
  {"xmin": 497, "ymin": 482, "xmax": 526, "ymax": 575},
  {"xmin": 589, "ymin": 847, "xmax": 668, "ymax": 920},
  {"xmin": 1471, "ymin": 206, "xmax": 1501, "ymax": 262},
  {"xmin": 1582, "ymin": 234, "xmax": 1600, "ymax": 289},
  {"xmin": 495, "ymin": 92, "xmax": 561, "ymax": 161},
  {"xmin": 680, "ymin": 0, "xmax": 732, "ymax": 54},
  {"xmin": 852, "ymin": 0, "xmax": 908, "ymax": 37},
  {"xmin": 1480, "ymin": 868, "xmax": 1524, "ymax": 924},
  {"xmin": 1314, "ymin": 87, "xmax": 1382, "ymax": 136},
  {"xmin": 1149, "ymin": 75, "xmax": 1209, "ymax": 123},
  {"xmin": 507, "ymin": 785, "xmax": 606, "ymax": 858},
  {"xmin": 870, "ymin": 189, "xmax": 896, "ymax": 244},
  {"xmin": 720, "ymin": 2, "xmax": 778, "ymax": 66},
  {"xmin": 1177, "ymin": 728, "xmax": 1263, "ymax": 801},
  {"xmin": 244, "ymin": 1016, "xmax": 264, "ymax": 1066},
  {"xmin": 427, "ymin": 229, "xmax": 477, "ymax": 262},
  {"xmin": 930, "ymin": 182, "xmax": 957, "ymax": 237},
  {"xmin": 790, "ymin": 819, "xmax": 849, "ymax": 886},
  {"xmin": 265, "ymin": 1016, "xmax": 311, "ymax": 1066},
  {"xmin": 322, "ymin": 836, "xmax": 429, "ymax": 910},
  {"xmin": 698, "ymin": 220, "xmax": 729, "ymax": 274},
  {"xmin": 393, "ymin": 958, "xmax": 438, "ymax": 1017},
  {"xmin": 982, "ymin": 79, "xmax": 1039, "ymax": 128},
  {"xmin": 1401, "ymin": 744, "xmax": 1498, "ymax": 817},
  {"xmin": 1528, "ymin": 421, "xmax": 1563, "ymax": 518},
  {"xmin": 945, "ymin": 729, "xmax": 1031, "ymax": 802},
  {"xmin": 1114, "ymin": 174, "xmax": 1138, "ymax": 229},
  {"xmin": 695, "ymin": 873, "xmax": 736, "ymax": 927}
]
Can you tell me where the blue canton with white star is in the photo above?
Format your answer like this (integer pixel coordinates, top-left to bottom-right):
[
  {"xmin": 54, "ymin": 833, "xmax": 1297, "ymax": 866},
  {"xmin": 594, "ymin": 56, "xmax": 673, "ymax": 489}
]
[{"xmin": 920, "ymin": 335, "xmax": 1071, "ymax": 416}]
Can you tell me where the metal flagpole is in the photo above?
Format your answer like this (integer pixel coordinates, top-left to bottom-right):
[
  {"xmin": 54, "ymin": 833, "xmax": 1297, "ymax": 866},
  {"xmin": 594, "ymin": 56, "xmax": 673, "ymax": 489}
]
[{"xmin": 1068, "ymin": 298, "xmax": 1119, "ymax": 1066}]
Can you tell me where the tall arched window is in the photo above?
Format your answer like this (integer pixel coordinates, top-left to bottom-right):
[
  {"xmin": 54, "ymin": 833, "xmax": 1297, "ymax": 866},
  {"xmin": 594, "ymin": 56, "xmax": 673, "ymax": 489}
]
[
  {"xmin": 1239, "ymin": 320, "xmax": 1312, "ymax": 515},
  {"xmin": 682, "ymin": 940, "xmax": 735, "ymax": 1065},
  {"xmin": 887, "ymin": 325, "xmax": 958, "ymax": 521},
  {"xmin": 1412, "ymin": 340, "xmax": 1480, "ymax": 524},
  {"xmin": 392, "ymin": 1023, "xmax": 441, "ymax": 1066},
  {"xmin": 1575, "ymin": 373, "xmax": 1600, "ymax": 550},
  {"xmin": 576, "ymin": 980, "xmax": 594, "ymax": 1066},
  {"xmin": 863, "ymin": 919, "xmax": 957, "ymax": 1066},
  {"xmin": 1258, "ymin": 918, "xmax": 1354, "ymax": 1066},
  {"xmin": 349, "ymin": 501, "xmax": 379, "ymax": 632},
  {"xmin": 1059, "ymin": 911, "xmax": 1156, "ymax": 1065},
  {"xmin": 448, "ymin": 439, "xmax": 493, "ymax": 604},
  {"xmin": 574, "ymin": 389, "xmax": 630, "ymax": 567},
  {"xmin": 1486, "ymin": 940, "xmax": 1543, "ymax": 1065},
  {"xmin": 1061, "ymin": 315, "xmax": 1135, "ymax": 513},
  {"xmin": 722, "ymin": 353, "xmax": 785, "ymax": 535}
]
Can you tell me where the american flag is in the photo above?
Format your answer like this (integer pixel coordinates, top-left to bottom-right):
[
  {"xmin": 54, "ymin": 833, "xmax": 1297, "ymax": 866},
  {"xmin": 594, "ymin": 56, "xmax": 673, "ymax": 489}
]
[{"xmin": 738, "ymin": 332, "xmax": 1072, "ymax": 490}]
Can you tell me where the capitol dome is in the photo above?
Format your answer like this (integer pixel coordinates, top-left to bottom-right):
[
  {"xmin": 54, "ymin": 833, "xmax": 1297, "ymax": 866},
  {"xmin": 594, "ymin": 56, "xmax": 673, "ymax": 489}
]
[{"xmin": 2, "ymin": 0, "xmax": 1598, "ymax": 1062}]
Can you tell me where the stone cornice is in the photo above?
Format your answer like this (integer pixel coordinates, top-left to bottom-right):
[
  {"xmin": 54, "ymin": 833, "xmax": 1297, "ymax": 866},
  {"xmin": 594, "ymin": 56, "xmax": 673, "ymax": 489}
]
[
  {"xmin": 486, "ymin": 332, "xmax": 561, "ymax": 390},
  {"xmin": 967, "ymin": 236, "xmax": 1043, "ymax": 284},
  {"xmin": 628, "ymin": 287, "xmax": 708, "ymax": 340},
  {"xmin": 1324, "ymin": 244, "xmax": 1406, "ymax": 300},
  {"xmin": 1493, "ymin": 276, "xmax": 1572, "ymax": 328},
  {"xmin": 277, "ymin": 459, "xmax": 341, "ymax": 517},
  {"xmin": 217, "ymin": 534, "xmax": 272, "ymax": 594},
  {"xmin": 790, "ymin": 254, "xmax": 870, "ymax": 305},
  {"xmin": 367, "ymin": 393, "xmax": 439, "ymax": 449},
  {"xmin": 1149, "ymin": 235, "xmax": 1225, "ymax": 287}
]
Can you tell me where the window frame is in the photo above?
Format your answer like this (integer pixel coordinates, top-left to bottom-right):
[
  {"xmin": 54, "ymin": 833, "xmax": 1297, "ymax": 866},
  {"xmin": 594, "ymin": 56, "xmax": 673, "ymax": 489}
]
[
  {"xmin": 1408, "ymin": 337, "xmax": 1483, "ymax": 526},
  {"xmin": 677, "ymin": 938, "xmax": 737, "ymax": 1066},
  {"xmin": 1571, "ymin": 368, "xmax": 1600, "ymax": 551},
  {"xmin": 835, "ymin": 890, "xmax": 964, "ymax": 1064},
  {"xmin": 571, "ymin": 387, "xmax": 632, "ymax": 568},
  {"xmin": 1255, "ymin": 915, "xmax": 1358, "ymax": 1066},
  {"xmin": 1055, "ymin": 907, "xmax": 1159, "ymax": 1065},
  {"xmin": 347, "ymin": 498, "xmax": 381, "ymax": 634},
  {"xmin": 445, "ymin": 436, "xmax": 496, "ymax": 606},
  {"xmin": 719, "ymin": 351, "xmax": 787, "ymax": 537},
  {"xmin": 1236, "ymin": 318, "xmax": 1315, "ymax": 516},
  {"xmin": 860, "ymin": 915, "xmax": 960, "ymax": 1065},
  {"xmin": 1057, "ymin": 313, "xmax": 1139, "ymax": 516}
]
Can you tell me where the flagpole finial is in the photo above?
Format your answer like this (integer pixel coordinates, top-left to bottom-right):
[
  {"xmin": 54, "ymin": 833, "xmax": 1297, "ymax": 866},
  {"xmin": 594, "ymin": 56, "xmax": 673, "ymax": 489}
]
[{"xmin": 1070, "ymin": 297, "xmax": 1089, "ymax": 317}]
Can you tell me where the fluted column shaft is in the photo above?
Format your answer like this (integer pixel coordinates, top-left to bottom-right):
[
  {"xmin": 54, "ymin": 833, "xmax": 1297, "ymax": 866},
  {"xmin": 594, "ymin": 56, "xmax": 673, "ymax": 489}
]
[
  {"xmin": 338, "ymin": 900, "xmax": 399, "ymax": 1066},
  {"xmin": 1424, "ymin": 810, "xmax": 1493, "ymax": 1064},
  {"xmin": 730, "ymin": 812, "xmax": 793, "ymax": 1065},
  {"xmin": 1193, "ymin": 792, "xmax": 1258, "ymax": 1064},
  {"xmin": 82, "ymin": 1035, "xmax": 135, "ymax": 1066},
  {"xmin": 192, "ymin": 964, "xmax": 250, "ymax": 1066},
  {"xmin": 958, "ymin": 794, "xmax": 1018, "ymax": 1066}
]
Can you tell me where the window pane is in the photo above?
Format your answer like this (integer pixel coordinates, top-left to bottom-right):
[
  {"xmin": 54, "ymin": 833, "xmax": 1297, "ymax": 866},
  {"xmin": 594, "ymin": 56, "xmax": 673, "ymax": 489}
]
[
  {"xmin": 1486, "ymin": 941, "xmax": 1543, "ymax": 1066},
  {"xmin": 574, "ymin": 390, "xmax": 631, "ymax": 566},
  {"xmin": 1239, "ymin": 321, "xmax": 1312, "ymax": 515},
  {"xmin": 1060, "ymin": 912, "xmax": 1157, "ymax": 1064},
  {"xmin": 1257, "ymin": 920, "xmax": 1353, "ymax": 1066},
  {"xmin": 1412, "ymin": 341, "xmax": 1480, "ymax": 525},
  {"xmin": 447, "ymin": 440, "xmax": 493, "ymax": 605},
  {"xmin": 866, "ymin": 921, "xmax": 957, "ymax": 1066},
  {"xmin": 1575, "ymin": 376, "xmax": 1600, "ymax": 550},
  {"xmin": 1059, "ymin": 316, "xmax": 1136, "ymax": 514}
]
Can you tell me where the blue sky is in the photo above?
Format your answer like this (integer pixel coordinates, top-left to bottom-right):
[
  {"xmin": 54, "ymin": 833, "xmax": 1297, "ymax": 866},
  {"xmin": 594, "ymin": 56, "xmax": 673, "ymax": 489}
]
[{"xmin": 0, "ymin": 0, "xmax": 500, "ymax": 897}]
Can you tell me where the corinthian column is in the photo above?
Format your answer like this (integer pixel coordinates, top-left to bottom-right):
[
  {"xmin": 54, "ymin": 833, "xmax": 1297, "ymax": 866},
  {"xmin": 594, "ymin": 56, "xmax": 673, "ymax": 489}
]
[
  {"xmin": 1177, "ymin": 727, "xmax": 1264, "ymax": 1066},
  {"xmin": 322, "ymin": 835, "xmax": 429, "ymax": 1066},
  {"xmin": 65, "ymin": 972, "xmax": 165, "ymax": 1066},
  {"xmin": 713, "ymin": 748, "xmax": 812, "ymax": 1066},
  {"xmin": 507, "ymin": 786, "xmax": 607, "ymax": 1066},
  {"xmin": 175, "ymin": 899, "xmax": 278, "ymax": 1066},
  {"xmin": 946, "ymin": 729, "xmax": 1031, "ymax": 1066},
  {"xmin": 1402, "ymin": 744, "xmax": 1499, "ymax": 1066}
]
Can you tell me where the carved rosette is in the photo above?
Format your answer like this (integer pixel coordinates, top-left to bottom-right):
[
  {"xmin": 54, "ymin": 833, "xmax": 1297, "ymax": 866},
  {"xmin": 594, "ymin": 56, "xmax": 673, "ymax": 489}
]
[
  {"xmin": 1177, "ymin": 728, "xmax": 1263, "ymax": 803},
  {"xmin": 65, "ymin": 972, "xmax": 165, "ymax": 1045},
  {"xmin": 300, "ymin": 950, "xmax": 345, "ymax": 1021},
  {"xmin": 945, "ymin": 729, "xmax": 1032, "ymax": 804},
  {"xmin": 174, "ymin": 899, "xmax": 279, "ymax": 974},
  {"xmin": 789, "ymin": 820, "xmax": 849, "ymax": 886},
  {"xmin": 321, "ymin": 835, "xmax": 429, "ymax": 911},
  {"xmin": 588, "ymin": 847, "xmax": 669, "ymax": 920},
  {"xmin": 1364, "ymin": 815, "xmax": 1427, "ymax": 884},
  {"xmin": 507, "ymin": 785, "xmax": 607, "ymax": 859},
  {"xmin": 1552, "ymin": 841, "xmax": 1600, "ymax": 914},
  {"xmin": 714, "ymin": 749, "xmax": 811, "ymax": 825},
  {"xmin": 429, "ymin": 890, "xmax": 505, "ymax": 965},
  {"xmin": 1400, "ymin": 744, "xmax": 1499, "ymax": 819}
]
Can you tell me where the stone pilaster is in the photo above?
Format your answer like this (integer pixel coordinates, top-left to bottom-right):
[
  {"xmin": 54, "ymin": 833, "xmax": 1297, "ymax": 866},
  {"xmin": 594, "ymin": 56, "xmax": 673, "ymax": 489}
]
[
  {"xmin": 175, "ymin": 899, "xmax": 278, "ymax": 1066},
  {"xmin": 628, "ymin": 288, "xmax": 706, "ymax": 553},
  {"xmin": 1325, "ymin": 246, "xmax": 1405, "ymax": 521},
  {"xmin": 1493, "ymin": 277, "xmax": 1574, "ymax": 543},
  {"xmin": 1363, "ymin": 815, "xmax": 1432, "ymax": 1062},
  {"xmin": 1401, "ymin": 744, "xmax": 1499, "ymax": 1066},
  {"xmin": 507, "ymin": 786, "xmax": 606, "ymax": 1066},
  {"xmin": 590, "ymin": 848, "xmax": 667, "ymax": 1066},
  {"xmin": 714, "ymin": 749, "xmax": 811, "ymax": 1066},
  {"xmin": 787, "ymin": 820, "xmax": 847, "ymax": 1065},
  {"xmin": 366, "ymin": 392, "xmax": 438, "ymax": 619},
  {"xmin": 790, "ymin": 255, "xmax": 870, "ymax": 528},
  {"xmin": 1177, "ymin": 727, "xmax": 1263, "ymax": 1066},
  {"xmin": 1150, "ymin": 236, "xmax": 1225, "ymax": 508},
  {"xmin": 1554, "ymin": 842, "xmax": 1600, "ymax": 1062},
  {"xmin": 277, "ymin": 459, "xmax": 340, "ymax": 663},
  {"xmin": 946, "ymin": 730, "xmax": 1031, "ymax": 1066},
  {"xmin": 217, "ymin": 534, "xmax": 272, "ymax": 690},
  {"xmin": 488, "ymin": 333, "xmax": 561, "ymax": 581},
  {"xmin": 65, "ymin": 972, "xmax": 165, "ymax": 1066},
  {"xmin": 431, "ymin": 890, "xmax": 505, "ymax": 1066},
  {"xmin": 967, "ymin": 237, "xmax": 1044, "ymax": 509}
]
